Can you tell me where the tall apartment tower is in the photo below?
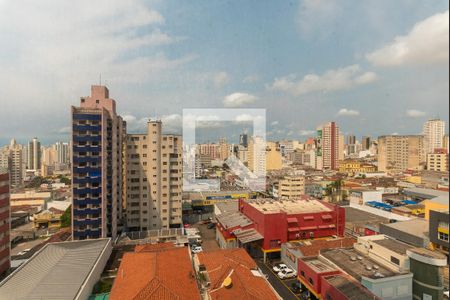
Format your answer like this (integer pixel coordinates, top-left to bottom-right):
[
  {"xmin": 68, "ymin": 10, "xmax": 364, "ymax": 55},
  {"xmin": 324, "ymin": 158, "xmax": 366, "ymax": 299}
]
[
  {"xmin": 423, "ymin": 119, "xmax": 446, "ymax": 154},
  {"xmin": 126, "ymin": 120, "xmax": 182, "ymax": 231},
  {"xmin": 316, "ymin": 122, "xmax": 340, "ymax": 170},
  {"xmin": 0, "ymin": 172, "xmax": 10, "ymax": 275},
  {"xmin": 56, "ymin": 142, "xmax": 70, "ymax": 164},
  {"xmin": 0, "ymin": 139, "xmax": 24, "ymax": 187},
  {"xmin": 27, "ymin": 137, "xmax": 41, "ymax": 171},
  {"xmin": 377, "ymin": 135, "xmax": 425, "ymax": 172},
  {"xmin": 362, "ymin": 136, "xmax": 371, "ymax": 150},
  {"xmin": 71, "ymin": 85, "xmax": 125, "ymax": 240}
]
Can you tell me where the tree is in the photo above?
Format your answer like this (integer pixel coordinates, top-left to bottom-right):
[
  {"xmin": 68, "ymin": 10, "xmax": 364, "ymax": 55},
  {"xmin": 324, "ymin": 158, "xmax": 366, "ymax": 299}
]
[{"xmin": 60, "ymin": 205, "xmax": 71, "ymax": 228}]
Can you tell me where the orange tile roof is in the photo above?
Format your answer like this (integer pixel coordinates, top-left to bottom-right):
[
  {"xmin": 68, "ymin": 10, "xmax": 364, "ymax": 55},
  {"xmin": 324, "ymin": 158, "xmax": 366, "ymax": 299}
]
[
  {"xmin": 110, "ymin": 247, "xmax": 200, "ymax": 300},
  {"xmin": 134, "ymin": 242, "xmax": 176, "ymax": 253},
  {"xmin": 197, "ymin": 248, "xmax": 279, "ymax": 300}
]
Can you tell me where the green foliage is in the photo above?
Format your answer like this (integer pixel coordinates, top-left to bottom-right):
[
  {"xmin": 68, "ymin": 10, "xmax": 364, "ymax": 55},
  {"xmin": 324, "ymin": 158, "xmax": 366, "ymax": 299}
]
[
  {"xmin": 58, "ymin": 176, "xmax": 71, "ymax": 185},
  {"xmin": 60, "ymin": 205, "xmax": 71, "ymax": 228},
  {"xmin": 92, "ymin": 279, "xmax": 113, "ymax": 294}
]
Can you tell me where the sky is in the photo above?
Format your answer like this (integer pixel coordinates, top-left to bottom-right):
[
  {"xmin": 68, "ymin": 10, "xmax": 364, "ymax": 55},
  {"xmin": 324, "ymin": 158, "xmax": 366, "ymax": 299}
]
[{"xmin": 0, "ymin": 0, "xmax": 448, "ymax": 145}]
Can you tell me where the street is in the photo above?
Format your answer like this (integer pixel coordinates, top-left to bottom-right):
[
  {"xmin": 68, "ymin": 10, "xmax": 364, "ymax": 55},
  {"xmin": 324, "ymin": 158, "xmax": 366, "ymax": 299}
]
[{"xmin": 256, "ymin": 260, "xmax": 301, "ymax": 300}]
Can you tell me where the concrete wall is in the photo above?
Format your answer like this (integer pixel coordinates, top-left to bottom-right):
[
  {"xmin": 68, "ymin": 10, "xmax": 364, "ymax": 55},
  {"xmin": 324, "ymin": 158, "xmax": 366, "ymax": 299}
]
[{"xmin": 361, "ymin": 273, "xmax": 413, "ymax": 300}]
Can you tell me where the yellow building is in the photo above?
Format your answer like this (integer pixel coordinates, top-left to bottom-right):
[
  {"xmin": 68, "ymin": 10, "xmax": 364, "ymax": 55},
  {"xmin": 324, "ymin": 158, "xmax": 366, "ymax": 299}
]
[
  {"xmin": 266, "ymin": 142, "xmax": 282, "ymax": 171},
  {"xmin": 427, "ymin": 152, "xmax": 448, "ymax": 172},
  {"xmin": 422, "ymin": 196, "xmax": 449, "ymax": 220},
  {"xmin": 405, "ymin": 176, "xmax": 422, "ymax": 185},
  {"xmin": 338, "ymin": 160, "xmax": 376, "ymax": 176},
  {"xmin": 33, "ymin": 208, "xmax": 63, "ymax": 230}
]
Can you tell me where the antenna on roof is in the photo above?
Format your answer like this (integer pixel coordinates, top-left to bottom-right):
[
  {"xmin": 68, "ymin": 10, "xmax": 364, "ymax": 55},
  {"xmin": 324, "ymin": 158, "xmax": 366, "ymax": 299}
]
[{"xmin": 99, "ymin": 73, "xmax": 102, "ymax": 86}]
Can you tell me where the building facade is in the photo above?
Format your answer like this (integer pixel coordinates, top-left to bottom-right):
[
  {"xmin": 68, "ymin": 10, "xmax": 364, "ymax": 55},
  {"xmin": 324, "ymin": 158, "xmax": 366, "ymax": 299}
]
[
  {"xmin": 423, "ymin": 119, "xmax": 446, "ymax": 154},
  {"xmin": 27, "ymin": 137, "xmax": 41, "ymax": 171},
  {"xmin": 0, "ymin": 172, "xmax": 10, "ymax": 275},
  {"xmin": 126, "ymin": 120, "xmax": 182, "ymax": 231},
  {"xmin": 429, "ymin": 210, "xmax": 449, "ymax": 255},
  {"xmin": 316, "ymin": 122, "xmax": 341, "ymax": 170},
  {"xmin": 377, "ymin": 135, "xmax": 425, "ymax": 172},
  {"xmin": 71, "ymin": 85, "xmax": 125, "ymax": 240},
  {"xmin": 276, "ymin": 175, "xmax": 305, "ymax": 199},
  {"xmin": 0, "ymin": 139, "xmax": 24, "ymax": 187},
  {"xmin": 427, "ymin": 149, "xmax": 448, "ymax": 172}
]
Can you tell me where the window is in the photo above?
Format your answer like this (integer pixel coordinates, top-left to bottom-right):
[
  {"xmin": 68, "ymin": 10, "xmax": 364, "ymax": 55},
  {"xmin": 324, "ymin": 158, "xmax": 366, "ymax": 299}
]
[
  {"xmin": 308, "ymin": 278, "xmax": 314, "ymax": 285},
  {"xmin": 438, "ymin": 232, "xmax": 449, "ymax": 242},
  {"xmin": 390, "ymin": 256, "xmax": 400, "ymax": 265},
  {"xmin": 300, "ymin": 270, "xmax": 305, "ymax": 277},
  {"xmin": 96, "ymin": 99, "xmax": 100, "ymax": 104}
]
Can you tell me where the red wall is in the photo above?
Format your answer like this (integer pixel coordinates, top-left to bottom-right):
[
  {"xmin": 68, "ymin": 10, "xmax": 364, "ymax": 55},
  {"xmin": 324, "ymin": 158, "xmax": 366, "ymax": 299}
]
[
  {"xmin": 239, "ymin": 199, "xmax": 345, "ymax": 251},
  {"xmin": 0, "ymin": 173, "xmax": 10, "ymax": 275},
  {"xmin": 297, "ymin": 258, "xmax": 341, "ymax": 295},
  {"xmin": 320, "ymin": 276, "xmax": 350, "ymax": 300}
]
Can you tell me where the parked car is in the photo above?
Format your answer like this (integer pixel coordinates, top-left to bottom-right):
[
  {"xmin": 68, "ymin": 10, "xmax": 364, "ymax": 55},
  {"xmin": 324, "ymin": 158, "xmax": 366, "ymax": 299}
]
[
  {"xmin": 191, "ymin": 246, "xmax": 203, "ymax": 254},
  {"xmin": 272, "ymin": 263, "xmax": 289, "ymax": 273},
  {"xmin": 291, "ymin": 281, "xmax": 302, "ymax": 294},
  {"xmin": 17, "ymin": 248, "xmax": 31, "ymax": 256},
  {"xmin": 277, "ymin": 269, "xmax": 297, "ymax": 279},
  {"xmin": 207, "ymin": 223, "xmax": 216, "ymax": 229}
]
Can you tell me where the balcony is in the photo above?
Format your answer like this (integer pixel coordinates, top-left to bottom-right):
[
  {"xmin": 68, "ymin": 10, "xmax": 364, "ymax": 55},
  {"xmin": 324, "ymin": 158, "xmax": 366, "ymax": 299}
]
[
  {"xmin": 73, "ymin": 177, "xmax": 101, "ymax": 185},
  {"xmin": 73, "ymin": 124, "xmax": 101, "ymax": 132},
  {"xmin": 73, "ymin": 156, "xmax": 101, "ymax": 164},
  {"xmin": 73, "ymin": 113, "xmax": 101, "ymax": 121},
  {"xmin": 73, "ymin": 219, "xmax": 101, "ymax": 227},
  {"xmin": 73, "ymin": 135, "xmax": 102, "ymax": 143},
  {"xmin": 73, "ymin": 145, "xmax": 102, "ymax": 152},
  {"xmin": 73, "ymin": 208, "xmax": 101, "ymax": 216},
  {"xmin": 73, "ymin": 198, "xmax": 101, "ymax": 206},
  {"xmin": 73, "ymin": 187, "xmax": 101, "ymax": 195},
  {"xmin": 73, "ymin": 167, "xmax": 102, "ymax": 175}
]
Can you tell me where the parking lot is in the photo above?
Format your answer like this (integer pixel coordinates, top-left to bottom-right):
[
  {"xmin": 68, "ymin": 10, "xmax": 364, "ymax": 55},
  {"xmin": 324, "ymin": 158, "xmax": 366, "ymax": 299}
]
[
  {"xmin": 192, "ymin": 222, "xmax": 219, "ymax": 252},
  {"xmin": 256, "ymin": 260, "xmax": 301, "ymax": 300}
]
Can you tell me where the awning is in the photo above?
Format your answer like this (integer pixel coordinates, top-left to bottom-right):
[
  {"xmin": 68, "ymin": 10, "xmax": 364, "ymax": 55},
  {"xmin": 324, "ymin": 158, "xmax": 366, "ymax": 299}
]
[
  {"xmin": 287, "ymin": 217, "xmax": 298, "ymax": 223},
  {"xmin": 303, "ymin": 216, "xmax": 314, "ymax": 221},
  {"xmin": 288, "ymin": 227, "xmax": 300, "ymax": 232},
  {"xmin": 299, "ymin": 226, "xmax": 317, "ymax": 231},
  {"xmin": 235, "ymin": 228, "xmax": 263, "ymax": 244},
  {"xmin": 321, "ymin": 215, "xmax": 333, "ymax": 220}
]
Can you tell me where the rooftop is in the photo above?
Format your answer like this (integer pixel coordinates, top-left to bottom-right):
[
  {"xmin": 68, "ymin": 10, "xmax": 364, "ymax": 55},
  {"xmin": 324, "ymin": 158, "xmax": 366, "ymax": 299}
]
[
  {"xmin": 302, "ymin": 257, "xmax": 338, "ymax": 273},
  {"xmin": 372, "ymin": 237, "xmax": 413, "ymax": 255},
  {"xmin": 215, "ymin": 200, "xmax": 239, "ymax": 214},
  {"xmin": 321, "ymin": 248, "xmax": 401, "ymax": 281},
  {"xmin": 109, "ymin": 247, "xmax": 200, "ymax": 300},
  {"xmin": 285, "ymin": 237, "xmax": 356, "ymax": 257},
  {"xmin": 247, "ymin": 198, "xmax": 331, "ymax": 214},
  {"xmin": 323, "ymin": 274, "xmax": 380, "ymax": 300},
  {"xmin": 381, "ymin": 218, "xmax": 429, "ymax": 239},
  {"xmin": 216, "ymin": 211, "xmax": 253, "ymax": 229},
  {"xmin": 0, "ymin": 238, "xmax": 111, "ymax": 300},
  {"xmin": 403, "ymin": 187, "xmax": 448, "ymax": 199},
  {"xmin": 197, "ymin": 248, "xmax": 279, "ymax": 300}
]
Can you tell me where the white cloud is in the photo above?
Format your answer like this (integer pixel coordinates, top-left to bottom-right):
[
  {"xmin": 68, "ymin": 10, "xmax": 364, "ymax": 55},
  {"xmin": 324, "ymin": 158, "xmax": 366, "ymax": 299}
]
[
  {"xmin": 270, "ymin": 65, "xmax": 377, "ymax": 96},
  {"xmin": 213, "ymin": 72, "xmax": 231, "ymax": 88},
  {"xmin": 299, "ymin": 130, "xmax": 315, "ymax": 136},
  {"xmin": 337, "ymin": 108, "xmax": 360, "ymax": 117},
  {"xmin": 223, "ymin": 93, "xmax": 258, "ymax": 107},
  {"xmin": 367, "ymin": 10, "xmax": 449, "ymax": 66},
  {"xmin": 406, "ymin": 109, "xmax": 426, "ymax": 118}
]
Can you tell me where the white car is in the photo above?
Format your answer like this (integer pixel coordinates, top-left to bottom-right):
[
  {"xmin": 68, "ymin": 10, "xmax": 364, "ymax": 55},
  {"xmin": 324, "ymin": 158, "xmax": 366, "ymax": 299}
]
[
  {"xmin": 191, "ymin": 246, "xmax": 203, "ymax": 254},
  {"xmin": 272, "ymin": 263, "xmax": 290, "ymax": 273},
  {"xmin": 17, "ymin": 248, "xmax": 31, "ymax": 256},
  {"xmin": 277, "ymin": 269, "xmax": 297, "ymax": 279}
]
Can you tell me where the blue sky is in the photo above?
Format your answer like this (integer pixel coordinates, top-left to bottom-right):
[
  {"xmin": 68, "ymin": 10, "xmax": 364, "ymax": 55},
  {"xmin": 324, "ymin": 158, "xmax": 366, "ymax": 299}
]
[{"xmin": 0, "ymin": 0, "xmax": 448, "ymax": 145}]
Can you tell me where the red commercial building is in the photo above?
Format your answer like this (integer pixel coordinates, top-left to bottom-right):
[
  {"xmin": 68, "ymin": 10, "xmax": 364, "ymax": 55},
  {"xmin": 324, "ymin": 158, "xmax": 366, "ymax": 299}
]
[
  {"xmin": 216, "ymin": 198, "xmax": 345, "ymax": 261},
  {"xmin": 321, "ymin": 274, "xmax": 380, "ymax": 300},
  {"xmin": 0, "ymin": 172, "xmax": 10, "ymax": 275}
]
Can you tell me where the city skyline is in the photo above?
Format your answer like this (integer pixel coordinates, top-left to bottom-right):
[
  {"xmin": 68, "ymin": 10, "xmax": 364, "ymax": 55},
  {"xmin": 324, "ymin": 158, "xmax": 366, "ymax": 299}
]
[{"xmin": 0, "ymin": 1, "xmax": 448, "ymax": 145}]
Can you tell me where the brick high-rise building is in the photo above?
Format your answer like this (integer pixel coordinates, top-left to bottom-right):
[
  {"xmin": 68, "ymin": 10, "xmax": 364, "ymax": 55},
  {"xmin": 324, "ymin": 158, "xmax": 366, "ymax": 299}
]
[
  {"xmin": 377, "ymin": 135, "xmax": 425, "ymax": 172},
  {"xmin": 316, "ymin": 122, "xmax": 341, "ymax": 170},
  {"xmin": 0, "ymin": 172, "xmax": 10, "ymax": 275},
  {"xmin": 126, "ymin": 120, "xmax": 182, "ymax": 231},
  {"xmin": 71, "ymin": 85, "xmax": 126, "ymax": 240}
]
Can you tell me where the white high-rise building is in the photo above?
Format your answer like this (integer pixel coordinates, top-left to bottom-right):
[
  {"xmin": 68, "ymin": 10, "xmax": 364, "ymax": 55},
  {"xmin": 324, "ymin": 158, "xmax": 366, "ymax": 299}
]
[
  {"xmin": 27, "ymin": 137, "xmax": 41, "ymax": 171},
  {"xmin": 0, "ymin": 139, "xmax": 25, "ymax": 187},
  {"xmin": 423, "ymin": 119, "xmax": 446, "ymax": 154}
]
